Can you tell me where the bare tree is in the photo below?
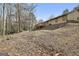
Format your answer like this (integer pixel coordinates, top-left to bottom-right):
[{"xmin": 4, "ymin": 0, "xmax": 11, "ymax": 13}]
[
  {"xmin": 6, "ymin": 3, "xmax": 15, "ymax": 34},
  {"xmin": 27, "ymin": 4, "xmax": 37, "ymax": 31},
  {"xmin": 2, "ymin": 3, "xmax": 5, "ymax": 36},
  {"xmin": 38, "ymin": 19, "xmax": 43, "ymax": 23},
  {"xmin": 0, "ymin": 3, "xmax": 37, "ymax": 35},
  {"xmin": 63, "ymin": 9, "xmax": 69, "ymax": 14},
  {"xmin": 15, "ymin": 3, "xmax": 37, "ymax": 31},
  {"xmin": 16, "ymin": 3, "xmax": 21, "ymax": 32}
]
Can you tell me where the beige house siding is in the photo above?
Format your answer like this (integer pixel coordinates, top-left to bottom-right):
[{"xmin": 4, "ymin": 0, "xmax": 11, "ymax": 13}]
[
  {"xmin": 48, "ymin": 9, "xmax": 79, "ymax": 26},
  {"xmin": 56, "ymin": 16, "xmax": 66, "ymax": 24},
  {"xmin": 67, "ymin": 10, "xmax": 79, "ymax": 21},
  {"xmin": 35, "ymin": 8, "xmax": 79, "ymax": 30},
  {"xmin": 48, "ymin": 19, "xmax": 57, "ymax": 25},
  {"xmin": 47, "ymin": 15, "xmax": 67, "ymax": 26}
]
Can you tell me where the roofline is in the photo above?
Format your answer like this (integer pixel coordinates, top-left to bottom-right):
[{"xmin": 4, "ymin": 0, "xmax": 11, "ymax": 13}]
[
  {"xmin": 43, "ymin": 9, "xmax": 76, "ymax": 23},
  {"xmin": 36, "ymin": 9, "xmax": 77, "ymax": 26}
]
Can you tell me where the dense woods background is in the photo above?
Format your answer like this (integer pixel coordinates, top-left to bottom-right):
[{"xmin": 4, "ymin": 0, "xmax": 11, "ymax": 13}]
[{"xmin": 0, "ymin": 3, "xmax": 37, "ymax": 35}]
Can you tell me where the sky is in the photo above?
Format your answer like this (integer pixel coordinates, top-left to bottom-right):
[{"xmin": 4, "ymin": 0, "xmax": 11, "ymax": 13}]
[{"xmin": 34, "ymin": 3, "xmax": 78, "ymax": 21}]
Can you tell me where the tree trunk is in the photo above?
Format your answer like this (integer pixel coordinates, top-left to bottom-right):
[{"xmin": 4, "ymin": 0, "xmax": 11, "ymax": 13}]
[
  {"xmin": 3, "ymin": 3, "xmax": 5, "ymax": 36},
  {"xmin": 16, "ymin": 4, "xmax": 21, "ymax": 32}
]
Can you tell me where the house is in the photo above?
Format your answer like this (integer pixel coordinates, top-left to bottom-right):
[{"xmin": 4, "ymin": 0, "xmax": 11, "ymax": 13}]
[{"xmin": 34, "ymin": 5, "xmax": 79, "ymax": 30}]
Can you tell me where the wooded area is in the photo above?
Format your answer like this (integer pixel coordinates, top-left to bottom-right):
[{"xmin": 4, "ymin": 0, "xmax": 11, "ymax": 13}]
[{"xmin": 0, "ymin": 3, "xmax": 37, "ymax": 36}]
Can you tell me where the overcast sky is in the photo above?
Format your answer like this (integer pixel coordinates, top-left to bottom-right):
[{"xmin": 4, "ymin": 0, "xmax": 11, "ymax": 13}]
[{"xmin": 34, "ymin": 3, "xmax": 78, "ymax": 21}]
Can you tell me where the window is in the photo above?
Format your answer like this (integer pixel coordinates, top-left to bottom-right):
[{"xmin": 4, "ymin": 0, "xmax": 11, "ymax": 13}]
[
  {"xmin": 77, "ymin": 9, "xmax": 79, "ymax": 11},
  {"xmin": 55, "ymin": 20, "xmax": 58, "ymax": 22},
  {"xmin": 62, "ymin": 16, "xmax": 67, "ymax": 21},
  {"xmin": 62, "ymin": 19, "xmax": 65, "ymax": 21},
  {"xmin": 49, "ymin": 23, "xmax": 52, "ymax": 25},
  {"xmin": 77, "ymin": 17, "xmax": 79, "ymax": 20}
]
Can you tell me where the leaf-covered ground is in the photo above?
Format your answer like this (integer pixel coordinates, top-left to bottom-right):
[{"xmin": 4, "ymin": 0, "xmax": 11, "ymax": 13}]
[{"xmin": 0, "ymin": 23, "xmax": 79, "ymax": 56}]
